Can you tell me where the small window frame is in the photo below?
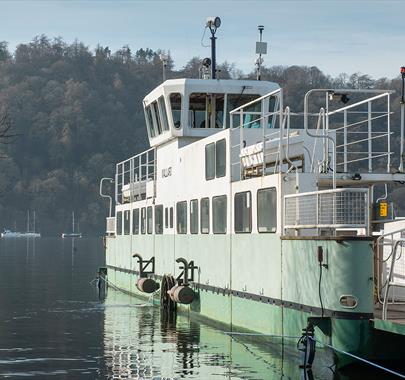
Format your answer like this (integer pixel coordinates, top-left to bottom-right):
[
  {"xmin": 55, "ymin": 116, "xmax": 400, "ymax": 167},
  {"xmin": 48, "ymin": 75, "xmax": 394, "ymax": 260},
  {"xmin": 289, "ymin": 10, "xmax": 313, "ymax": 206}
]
[
  {"xmin": 257, "ymin": 187, "xmax": 277, "ymax": 234},
  {"xmin": 200, "ymin": 197, "xmax": 210, "ymax": 234},
  {"xmin": 190, "ymin": 199, "xmax": 199, "ymax": 234},
  {"xmin": 155, "ymin": 205, "xmax": 163, "ymax": 235},
  {"xmin": 132, "ymin": 208, "xmax": 139, "ymax": 234},
  {"xmin": 213, "ymin": 195, "xmax": 227, "ymax": 234},
  {"xmin": 234, "ymin": 191, "xmax": 252, "ymax": 234},
  {"xmin": 176, "ymin": 201, "xmax": 187, "ymax": 234},
  {"xmin": 147, "ymin": 206, "xmax": 153, "ymax": 234}
]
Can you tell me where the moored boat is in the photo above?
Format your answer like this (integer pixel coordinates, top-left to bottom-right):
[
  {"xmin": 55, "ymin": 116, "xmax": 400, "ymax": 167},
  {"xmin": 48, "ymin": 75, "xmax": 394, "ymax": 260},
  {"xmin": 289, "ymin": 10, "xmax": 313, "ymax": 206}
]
[{"xmin": 100, "ymin": 18, "xmax": 405, "ymax": 370}]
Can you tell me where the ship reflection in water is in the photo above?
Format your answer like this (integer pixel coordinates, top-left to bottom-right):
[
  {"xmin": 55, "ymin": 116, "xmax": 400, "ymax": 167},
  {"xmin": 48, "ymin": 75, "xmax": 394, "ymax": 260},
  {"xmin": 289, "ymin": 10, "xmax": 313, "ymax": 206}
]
[
  {"xmin": 102, "ymin": 289, "xmax": 306, "ymax": 380},
  {"xmin": 0, "ymin": 238, "xmax": 402, "ymax": 379}
]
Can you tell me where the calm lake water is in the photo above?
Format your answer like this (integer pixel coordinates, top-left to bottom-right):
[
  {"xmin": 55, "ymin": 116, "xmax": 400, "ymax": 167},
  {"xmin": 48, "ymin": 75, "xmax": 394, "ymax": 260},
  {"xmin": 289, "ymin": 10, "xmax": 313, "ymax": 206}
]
[{"xmin": 0, "ymin": 237, "xmax": 402, "ymax": 379}]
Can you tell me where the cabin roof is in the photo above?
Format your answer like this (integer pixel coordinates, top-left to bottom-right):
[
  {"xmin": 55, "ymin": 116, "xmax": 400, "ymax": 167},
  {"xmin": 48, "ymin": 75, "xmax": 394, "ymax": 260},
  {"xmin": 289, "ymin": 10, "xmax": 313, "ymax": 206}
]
[{"xmin": 143, "ymin": 78, "xmax": 279, "ymax": 105}]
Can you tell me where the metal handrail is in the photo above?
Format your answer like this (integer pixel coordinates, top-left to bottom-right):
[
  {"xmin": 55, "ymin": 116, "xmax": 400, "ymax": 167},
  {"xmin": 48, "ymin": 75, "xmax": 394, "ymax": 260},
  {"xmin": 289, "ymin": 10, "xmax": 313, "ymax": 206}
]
[{"xmin": 382, "ymin": 239, "xmax": 405, "ymax": 320}]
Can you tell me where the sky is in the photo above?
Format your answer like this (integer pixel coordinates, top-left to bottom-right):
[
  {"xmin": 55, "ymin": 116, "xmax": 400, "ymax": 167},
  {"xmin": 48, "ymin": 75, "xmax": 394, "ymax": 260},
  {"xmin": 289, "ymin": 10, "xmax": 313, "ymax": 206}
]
[{"xmin": 0, "ymin": 0, "xmax": 404, "ymax": 79}]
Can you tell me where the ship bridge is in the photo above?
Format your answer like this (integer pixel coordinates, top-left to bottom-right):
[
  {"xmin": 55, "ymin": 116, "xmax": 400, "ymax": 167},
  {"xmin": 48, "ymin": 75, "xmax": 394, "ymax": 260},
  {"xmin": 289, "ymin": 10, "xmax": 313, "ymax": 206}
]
[{"xmin": 142, "ymin": 78, "xmax": 279, "ymax": 147}]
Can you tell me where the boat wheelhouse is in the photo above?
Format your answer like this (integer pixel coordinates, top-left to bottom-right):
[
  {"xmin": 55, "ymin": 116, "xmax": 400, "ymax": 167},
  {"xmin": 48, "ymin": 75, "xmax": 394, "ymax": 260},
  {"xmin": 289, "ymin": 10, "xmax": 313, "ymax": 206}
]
[{"xmin": 101, "ymin": 73, "xmax": 405, "ymax": 368}]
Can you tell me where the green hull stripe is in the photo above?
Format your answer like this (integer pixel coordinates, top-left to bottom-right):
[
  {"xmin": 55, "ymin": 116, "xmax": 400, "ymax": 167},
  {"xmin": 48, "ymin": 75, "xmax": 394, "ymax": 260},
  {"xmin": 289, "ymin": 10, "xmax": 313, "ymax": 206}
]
[{"xmin": 107, "ymin": 264, "xmax": 373, "ymax": 320}]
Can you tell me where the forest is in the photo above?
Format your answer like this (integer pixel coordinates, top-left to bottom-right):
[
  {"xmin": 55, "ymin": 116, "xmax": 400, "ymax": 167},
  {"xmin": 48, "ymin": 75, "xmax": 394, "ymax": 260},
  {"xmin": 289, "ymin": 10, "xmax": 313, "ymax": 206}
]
[{"xmin": 0, "ymin": 35, "xmax": 404, "ymax": 235}]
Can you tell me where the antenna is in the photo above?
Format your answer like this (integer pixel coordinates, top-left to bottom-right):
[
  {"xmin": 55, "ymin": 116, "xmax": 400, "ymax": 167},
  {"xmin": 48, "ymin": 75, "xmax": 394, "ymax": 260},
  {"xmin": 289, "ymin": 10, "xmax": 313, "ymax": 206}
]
[
  {"xmin": 206, "ymin": 16, "xmax": 221, "ymax": 79},
  {"xmin": 255, "ymin": 25, "xmax": 267, "ymax": 81},
  {"xmin": 159, "ymin": 53, "xmax": 169, "ymax": 82}
]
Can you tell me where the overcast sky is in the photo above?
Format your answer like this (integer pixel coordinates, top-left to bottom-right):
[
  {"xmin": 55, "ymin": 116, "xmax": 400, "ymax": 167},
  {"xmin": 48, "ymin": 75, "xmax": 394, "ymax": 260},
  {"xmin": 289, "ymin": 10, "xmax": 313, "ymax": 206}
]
[{"xmin": 0, "ymin": 0, "xmax": 403, "ymax": 79}]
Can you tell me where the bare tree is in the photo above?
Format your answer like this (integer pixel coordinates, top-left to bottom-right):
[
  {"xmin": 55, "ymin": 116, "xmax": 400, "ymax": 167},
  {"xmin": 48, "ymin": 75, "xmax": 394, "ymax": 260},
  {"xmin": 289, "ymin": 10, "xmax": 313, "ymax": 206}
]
[{"xmin": 0, "ymin": 109, "xmax": 18, "ymax": 145}]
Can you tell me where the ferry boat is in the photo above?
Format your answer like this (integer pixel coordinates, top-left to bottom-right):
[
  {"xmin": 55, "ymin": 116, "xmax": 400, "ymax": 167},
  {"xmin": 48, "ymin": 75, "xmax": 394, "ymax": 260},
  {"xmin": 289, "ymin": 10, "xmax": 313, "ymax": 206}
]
[{"xmin": 100, "ymin": 19, "xmax": 405, "ymax": 369}]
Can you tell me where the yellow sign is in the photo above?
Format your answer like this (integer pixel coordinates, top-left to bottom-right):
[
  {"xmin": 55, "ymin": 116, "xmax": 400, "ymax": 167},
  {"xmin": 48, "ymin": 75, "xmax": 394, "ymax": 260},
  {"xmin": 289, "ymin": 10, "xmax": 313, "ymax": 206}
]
[{"xmin": 379, "ymin": 202, "xmax": 388, "ymax": 217}]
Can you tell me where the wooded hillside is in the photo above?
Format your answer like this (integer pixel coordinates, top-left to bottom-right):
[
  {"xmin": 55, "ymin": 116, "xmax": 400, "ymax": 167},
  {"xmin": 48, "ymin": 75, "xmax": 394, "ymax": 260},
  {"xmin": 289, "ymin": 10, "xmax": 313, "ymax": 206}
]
[{"xmin": 0, "ymin": 36, "xmax": 403, "ymax": 235}]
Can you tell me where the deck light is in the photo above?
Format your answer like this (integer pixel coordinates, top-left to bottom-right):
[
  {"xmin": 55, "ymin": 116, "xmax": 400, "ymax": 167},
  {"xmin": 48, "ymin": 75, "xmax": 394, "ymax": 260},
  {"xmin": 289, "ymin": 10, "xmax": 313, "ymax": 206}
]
[{"xmin": 205, "ymin": 17, "xmax": 221, "ymax": 79}]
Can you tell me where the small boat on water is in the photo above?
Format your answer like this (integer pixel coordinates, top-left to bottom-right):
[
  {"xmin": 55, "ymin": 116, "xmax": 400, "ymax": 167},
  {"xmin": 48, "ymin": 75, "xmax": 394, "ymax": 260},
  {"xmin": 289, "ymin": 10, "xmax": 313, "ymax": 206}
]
[
  {"xmin": 62, "ymin": 212, "xmax": 82, "ymax": 238},
  {"xmin": 1, "ymin": 211, "xmax": 41, "ymax": 238}
]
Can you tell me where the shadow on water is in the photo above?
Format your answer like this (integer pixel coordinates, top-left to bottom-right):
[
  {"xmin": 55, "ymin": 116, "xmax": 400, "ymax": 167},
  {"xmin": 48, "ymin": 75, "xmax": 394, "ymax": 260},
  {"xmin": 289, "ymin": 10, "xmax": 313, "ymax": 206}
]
[{"xmin": 0, "ymin": 238, "xmax": 403, "ymax": 379}]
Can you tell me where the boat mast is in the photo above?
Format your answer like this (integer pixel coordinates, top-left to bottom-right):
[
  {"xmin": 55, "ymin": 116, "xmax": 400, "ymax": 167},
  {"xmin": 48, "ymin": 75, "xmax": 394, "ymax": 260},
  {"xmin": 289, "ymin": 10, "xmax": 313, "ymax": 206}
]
[
  {"xmin": 33, "ymin": 211, "xmax": 35, "ymax": 233},
  {"xmin": 27, "ymin": 210, "xmax": 30, "ymax": 233},
  {"xmin": 72, "ymin": 212, "xmax": 75, "ymax": 233}
]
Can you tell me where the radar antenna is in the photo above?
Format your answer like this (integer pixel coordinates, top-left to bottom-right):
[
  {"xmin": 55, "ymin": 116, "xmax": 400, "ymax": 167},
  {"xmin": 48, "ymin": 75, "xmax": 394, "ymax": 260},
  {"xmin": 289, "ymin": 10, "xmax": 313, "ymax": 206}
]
[{"xmin": 255, "ymin": 25, "xmax": 267, "ymax": 81}]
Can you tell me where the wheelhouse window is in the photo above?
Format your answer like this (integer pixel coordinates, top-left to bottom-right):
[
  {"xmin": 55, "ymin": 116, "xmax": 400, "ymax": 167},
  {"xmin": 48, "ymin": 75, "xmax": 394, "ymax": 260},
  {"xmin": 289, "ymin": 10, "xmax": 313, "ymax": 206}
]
[
  {"xmin": 190, "ymin": 199, "xmax": 198, "ymax": 234},
  {"xmin": 200, "ymin": 197, "xmax": 210, "ymax": 234},
  {"xmin": 164, "ymin": 207, "xmax": 168, "ymax": 229},
  {"xmin": 147, "ymin": 206, "xmax": 153, "ymax": 234},
  {"xmin": 189, "ymin": 93, "xmax": 224, "ymax": 129},
  {"xmin": 205, "ymin": 139, "xmax": 226, "ymax": 180},
  {"xmin": 257, "ymin": 188, "xmax": 277, "ymax": 233},
  {"xmin": 170, "ymin": 93, "xmax": 182, "ymax": 129},
  {"xmin": 227, "ymin": 94, "xmax": 261, "ymax": 128},
  {"xmin": 234, "ymin": 191, "xmax": 251, "ymax": 233},
  {"xmin": 116, "ymin": 211, "xmax": 122, "ymax": 235},
  {"xmin": 145, "ymin": 106, "xmax": 156, "ymax": 138},
  {"xmin": 141, "ymin": 207, "xmax": 146, "ymax": 234},
  {"xmin": 151, "ymin": 101, "xmax": 162, "ymax": 135},
  {"xmin": 205, "ymin": 143, "xmax": 215, "ymax": 180},
  {"xmin": 155, "ymin": 205, "xmax": 163, "ymax": 234},
  {"xmin": 124, "ymin": 210, "xmax": 130, "ymax": 235},
  {"xmin": 176, "ymin": 201, "xmax": 187, "ymax": 234},
  {"xmin": 213, "ymin": 195, "xmax": 227, "ymax": 234},
  {"xmin": 158, "ymin": 96, "xmax": 170, "ymax": 132},
  {"xmin": 132, "ymin": 208, "xmax": 139, "ymax": 234}
]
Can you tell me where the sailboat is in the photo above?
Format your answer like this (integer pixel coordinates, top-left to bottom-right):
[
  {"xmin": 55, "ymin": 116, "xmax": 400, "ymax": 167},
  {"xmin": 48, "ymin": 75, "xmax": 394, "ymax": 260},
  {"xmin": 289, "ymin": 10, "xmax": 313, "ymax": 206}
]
[
  {"xmin": 1, "ymin": 211, "xmax": 41, "ymax": 238},
  {"xmin": 61, "ymin": 212, "xmax": 82, "ymax": 238}
]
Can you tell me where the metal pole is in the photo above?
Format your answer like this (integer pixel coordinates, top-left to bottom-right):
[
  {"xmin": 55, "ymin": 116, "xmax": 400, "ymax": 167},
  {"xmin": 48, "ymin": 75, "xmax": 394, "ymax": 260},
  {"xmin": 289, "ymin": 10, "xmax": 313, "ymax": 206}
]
[
  {"xmin": 368, "ymin": 101, "xmax": 372, "ymax": 173},
  {"xmin": 210, "ymin": 31, "xmax": 216, "ymax": 79},
  {"xmin": 257, "ymin": 26, "xmax": 264, "ymax": 81},
  {"xmin": 399, "ymin": 67, "xmax": 405, "ymax": 172}
]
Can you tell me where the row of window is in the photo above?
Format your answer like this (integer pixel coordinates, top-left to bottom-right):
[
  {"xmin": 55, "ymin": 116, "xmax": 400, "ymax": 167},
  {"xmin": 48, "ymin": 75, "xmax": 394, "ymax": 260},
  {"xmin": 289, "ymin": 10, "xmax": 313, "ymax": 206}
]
[
  {"xmin": 116, "ymin": 188, "xmax": 277, "ymax": 235},
  {"xmin": 146, "ymin": 93, "xmax": 262, "ymax": 137}
]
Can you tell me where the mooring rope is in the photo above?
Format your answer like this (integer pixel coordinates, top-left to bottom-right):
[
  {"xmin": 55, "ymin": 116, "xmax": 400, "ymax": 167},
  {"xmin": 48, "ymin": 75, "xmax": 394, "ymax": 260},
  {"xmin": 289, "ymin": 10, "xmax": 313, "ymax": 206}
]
[
  {"xmin": 308, "ymin": 336, "xmax": 405, "ymax": 379},
  {"xmin": 223, "ymin": 331, "xmax": 405, "ymax": 378}
]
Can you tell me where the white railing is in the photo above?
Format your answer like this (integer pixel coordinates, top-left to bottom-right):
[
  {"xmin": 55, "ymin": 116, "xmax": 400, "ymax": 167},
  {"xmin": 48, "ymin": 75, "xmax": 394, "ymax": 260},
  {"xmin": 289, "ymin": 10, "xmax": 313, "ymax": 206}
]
[
  {"xmin": 229, "ymin": 89, "xmax": 286, "ymax": 181},
  {"xmin": 284, "ymin": 188, "xmax": 369, "ymax": 232},
  {"xmin": 376, "ymin": 228, "xmax": 405, "ymax": 319},
  {"xmin": 106, "ymin": 216, "xmax": 116, "ymax": 234},
  {"xmin": 304, "ymin": 89, "xmax": 394, "ymax": 188},
  {"xmin": 115, "ymin": 147, "xmax": 156, "ymax": 204}
]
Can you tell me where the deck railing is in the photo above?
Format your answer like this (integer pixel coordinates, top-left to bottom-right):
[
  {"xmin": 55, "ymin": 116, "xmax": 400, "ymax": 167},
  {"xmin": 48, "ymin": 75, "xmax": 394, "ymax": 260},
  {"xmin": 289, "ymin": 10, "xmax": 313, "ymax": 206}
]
[
  {"xmin": 115, "ymin": 148, "xmax": 156, "ymax": 204},
  {"xmin": 284, "ymin": 188, "xmax": 369, "ymax": 233},
  {"xmin": 376, "ymin": 228, "xmax": 405, "ymax": 319}
]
